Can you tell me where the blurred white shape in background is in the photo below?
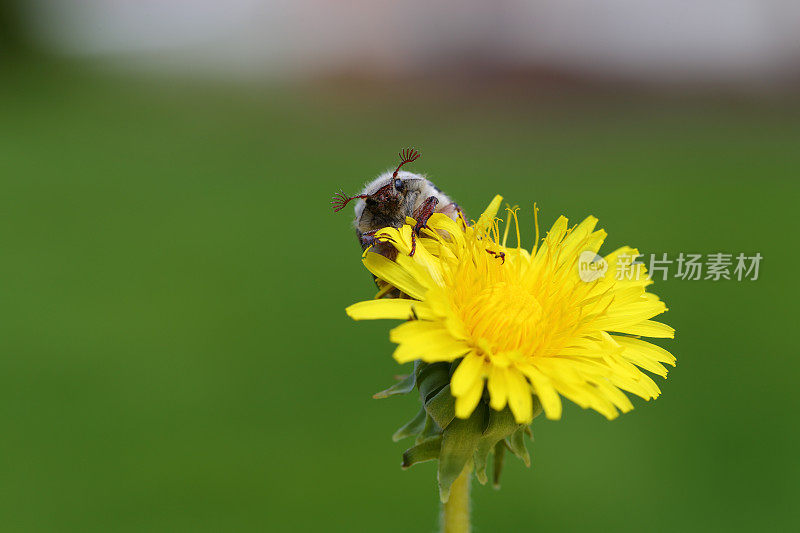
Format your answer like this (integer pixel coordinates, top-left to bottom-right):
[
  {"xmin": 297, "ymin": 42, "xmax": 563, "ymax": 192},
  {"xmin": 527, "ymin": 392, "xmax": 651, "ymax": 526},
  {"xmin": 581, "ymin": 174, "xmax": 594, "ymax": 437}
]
[{"xmin": 25, "ymin": 0, "xmax": 800, "ymax": 85}]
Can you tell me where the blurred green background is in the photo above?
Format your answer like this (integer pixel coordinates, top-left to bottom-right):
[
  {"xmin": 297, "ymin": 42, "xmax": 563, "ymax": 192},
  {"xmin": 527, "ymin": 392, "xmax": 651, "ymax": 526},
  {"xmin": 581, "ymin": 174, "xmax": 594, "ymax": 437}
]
[{"xmin": 1, "ymin": 21, "xmax": 799, "ymax": 530}]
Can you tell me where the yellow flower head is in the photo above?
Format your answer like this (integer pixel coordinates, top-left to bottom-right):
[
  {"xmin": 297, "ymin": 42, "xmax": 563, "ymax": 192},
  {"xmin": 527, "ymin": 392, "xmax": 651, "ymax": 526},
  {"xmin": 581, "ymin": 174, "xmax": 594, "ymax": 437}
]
[{"xmin": 346, "ymin": 195, "xmax": 675, "ymax": 424}]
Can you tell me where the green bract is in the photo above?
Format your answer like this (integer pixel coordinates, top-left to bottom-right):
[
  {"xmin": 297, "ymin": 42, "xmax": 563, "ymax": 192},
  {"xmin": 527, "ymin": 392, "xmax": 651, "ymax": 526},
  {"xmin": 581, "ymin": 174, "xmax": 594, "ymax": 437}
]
[{"xmin": 374, "ymin": 360, "xmax": 543, "ymax": 502}]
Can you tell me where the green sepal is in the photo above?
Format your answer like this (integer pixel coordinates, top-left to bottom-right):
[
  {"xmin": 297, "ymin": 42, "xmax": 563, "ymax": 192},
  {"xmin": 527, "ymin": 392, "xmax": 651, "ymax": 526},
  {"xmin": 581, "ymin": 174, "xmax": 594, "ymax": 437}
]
[
  {"xmin": 438, "ymin": 403, "xmax": 487, "ymax": 502},
  {"xmin": 417, "ymin": 413, "xmax": 441, "ymax": 444},
  {"xmin": 474, "ymin": 456, "xmax": 489, "ymax": 485},
  {"xmin": 417, "ymin": 362, "xmax": 450, "ymax": 403},
  {"xmin": 425, "ymin": 384, "xmax": 456, "ymax": 429},
  {"xmin": 506, "ymin": 426, "xmax": 531, "ymax": 467},
  {"xmin": 382, "ymin": 359, "xmax": 545, "ymax": 493},
  {"xmin": 401, "ymin": 436, "xmax": 442, "ymax": 469},
  {"xmin": 502, "ymin": 396, "xmax": 541, "ymax": 467},
  {"xmin": 473, "ymin": 407, "xmax": 520, "ymax": 485},
  {"xmin": 492, "ymin": 440, "xmax": 506, "ymax": 489},
  {"xmin": 392, "ymin": 406, "xmax": 427, "ymax": 442},
  {"xmin": 373, "ymin": 361, "xmax": 422, "ymax": 399},
  {"xmin": 530, "ymin": 395, "xmax": 543, "ymax": 424}
]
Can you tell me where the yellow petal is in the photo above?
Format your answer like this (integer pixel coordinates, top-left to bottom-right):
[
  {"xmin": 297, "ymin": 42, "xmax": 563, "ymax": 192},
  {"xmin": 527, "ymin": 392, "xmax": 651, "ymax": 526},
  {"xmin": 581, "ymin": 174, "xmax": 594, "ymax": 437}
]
[
  {"xmin": 451, "ymin": 353, "xmax": 485, "ymax": 396},
  {"xmin": 521, "ymin": 366, "xmax": 563, "ymax": 420},
  {"xmin": 475, "ymin": 195, "xmax": 503, "ymax": 234},
  {"xmin": 363, "ymin": 252, "xmax": 429, "ymax": 300},
  {"xmin": 506, "ymin": 369, "xmax": 534, "ymax": 423},
  {"xmin": 613, "ymin": 336, "xmax": 676, "ymax": 366},
  {"xmin": 545, "ymin": 216, "xmax": 569, "ymax": 244},
  {"xmin": 560, "ymin": 215, "xmax": 598, "ymax": 260},
  {"xmin": 584, "ymin": 229, "xmax": 607, "ymax": 255},
  {"xmin": 594, "ymin": 380, "xmax": 634, "ymax": 414},
  {"xmin": 374, "ymin": 225, "xmax": 413, "ymax": 256},
  {"xmin": 615, "ymin": 320, "xmax": 675, "ymax": 338},
  {"xmin": 393, "ymin": 340, "xmax": 470, "ymax": 363},
  {"xmin": 345, "ymin": 299, "xmax": 434, "ymax": 321},
  {"xmin": 594, "ymin": 301, "xmax": 668, "ymax": 330},
  {"xmin": 454, "ymin": 378, "xmax": 484, "ymax": 419},
  {"xmin": 487, "ymin": 366, "xmax": 509, "ymax": 411},
  {"xmin": 533, "ymin": 215, "xmax": 569, "ymax": 261},
  {"xmin": 426, "ymin": 213, "xmax": 466, "ymax": 250},
  {"xmin": 608, "ymin": 368, "xmax": 662, "ymax": 400},
  {"xmin": 390, "ymin": 321, "xmax": 470, "ymax": 363}
]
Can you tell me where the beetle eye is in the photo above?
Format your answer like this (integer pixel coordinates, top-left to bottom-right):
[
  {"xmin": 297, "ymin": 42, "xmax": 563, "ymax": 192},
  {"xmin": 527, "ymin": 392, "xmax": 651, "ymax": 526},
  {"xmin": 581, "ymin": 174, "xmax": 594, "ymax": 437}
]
[{"xmin": 394, "ymin": 178, "xmax": 403, "ymax": 189}]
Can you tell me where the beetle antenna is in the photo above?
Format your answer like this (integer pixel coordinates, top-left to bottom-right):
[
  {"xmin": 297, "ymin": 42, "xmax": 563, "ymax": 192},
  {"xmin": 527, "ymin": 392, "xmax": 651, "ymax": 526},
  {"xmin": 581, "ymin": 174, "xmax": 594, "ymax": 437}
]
[
  {"xmin": 331, "ymin": 190, "xmax": 368, "ymax": 213},
  {"xmin": 392, "ymin": 148, "xmax": 421, "ymax": 179}
]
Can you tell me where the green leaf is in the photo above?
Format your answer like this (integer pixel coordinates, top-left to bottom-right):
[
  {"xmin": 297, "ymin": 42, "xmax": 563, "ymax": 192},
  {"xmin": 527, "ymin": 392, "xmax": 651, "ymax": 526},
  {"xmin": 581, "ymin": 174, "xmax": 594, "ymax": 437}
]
[
  {"xmin": 473, "ymin": 408, "xmax": 520, "ymax": 485},
  {"xmin": 506, "ymin": 426, "xmax": 531, "ymax": 467},
  {"xmin": 425, "ymin": 384, "xmax": 456, "ymax": 430},
  {"xmin": 401, "ymin": 436, "xmax": 442, "ymax": 469},
  {"xmin": 392, "ymin": 407, "xmax": 427, "ymax": 442},
  {"xmin": 438, "ymin": 403, "xmax": 487, "ymax": 502}
]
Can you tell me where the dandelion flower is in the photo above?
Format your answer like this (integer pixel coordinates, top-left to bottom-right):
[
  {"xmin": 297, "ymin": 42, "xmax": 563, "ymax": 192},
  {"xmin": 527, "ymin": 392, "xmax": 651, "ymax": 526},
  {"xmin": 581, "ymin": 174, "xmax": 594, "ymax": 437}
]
[{"xmin": 346, "ymin": 195, "xmax": 675, "ymax": 424}]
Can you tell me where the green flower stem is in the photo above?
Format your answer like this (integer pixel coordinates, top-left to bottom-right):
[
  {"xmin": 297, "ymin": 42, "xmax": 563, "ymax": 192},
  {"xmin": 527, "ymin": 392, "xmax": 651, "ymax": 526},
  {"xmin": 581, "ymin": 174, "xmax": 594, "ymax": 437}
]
[{"xmin": 441, "ymin": 465, "xmax": 472, "ymax": 533}]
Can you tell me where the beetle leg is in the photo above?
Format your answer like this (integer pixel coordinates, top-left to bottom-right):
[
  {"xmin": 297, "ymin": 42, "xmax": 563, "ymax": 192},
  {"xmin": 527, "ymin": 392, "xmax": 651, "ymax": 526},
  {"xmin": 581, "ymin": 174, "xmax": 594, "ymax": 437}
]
[
  {"xmin": 486, "ymin": 249, "xmax": 506, "ymax": 264},
  {"xmin": 359, "ymin": 229, "xmax": 392, "ymax": 250},
  {"xmin": 409, "ymin": 196, "xmax": 439, "ymax": 256}
]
